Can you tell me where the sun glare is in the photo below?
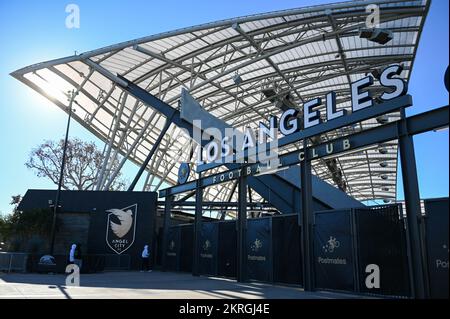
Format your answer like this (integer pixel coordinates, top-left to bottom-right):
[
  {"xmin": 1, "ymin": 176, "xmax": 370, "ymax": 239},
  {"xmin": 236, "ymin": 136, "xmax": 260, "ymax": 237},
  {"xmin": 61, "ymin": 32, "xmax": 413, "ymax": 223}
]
[{"xmin": 24, "ymin": 70, "xmax": 72, "ymax": 106}]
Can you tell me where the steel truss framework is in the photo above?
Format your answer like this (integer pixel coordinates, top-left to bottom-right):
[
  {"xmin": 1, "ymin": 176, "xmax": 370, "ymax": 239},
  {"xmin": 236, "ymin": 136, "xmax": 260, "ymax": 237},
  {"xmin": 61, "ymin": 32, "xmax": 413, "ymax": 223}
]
[{"xmin": 12, "ymin": 0, "xmax": 430, "ymax": 204}]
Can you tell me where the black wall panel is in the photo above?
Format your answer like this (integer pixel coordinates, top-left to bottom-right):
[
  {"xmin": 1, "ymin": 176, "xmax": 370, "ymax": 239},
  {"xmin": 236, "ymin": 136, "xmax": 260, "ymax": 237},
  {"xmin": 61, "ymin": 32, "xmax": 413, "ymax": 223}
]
[
  {"xmin": 218, "ymin": 221, "xmax": 237, "ymax": 278},
  {"xmin": 199, "ymin": 222, "xmax": 219, "ymax": 276},
  {"xmin": 246, "ymin": 217, "xmax": 272, "ymax": 282},
  {"xmin": 165, "ymin": 226, "xmax": 181, "ymax": 271},
  {"xmin": 179, "ymin": 224, "xmax": 194, "ymax": 272},
  {"xmin": 424, "ymin": 198, "xmax": 449, "ymax": 299},
  {"xmin": 314, "ymin": 210, "xmax": 355, "ymax": 292},
  {"xmin": 158, "ymin": 200, "xmax": 449, "ymax": 299},
  {"xmin": 26, "ymin": 191, "xmax": 158, "ymax": 271},
  {"xmin": 355, "ymin": 205, "xmax": 411, "ymax": 297},
  {"xmin": 272, "ymin": 215, "xmax": 302, "ymax": 285}
]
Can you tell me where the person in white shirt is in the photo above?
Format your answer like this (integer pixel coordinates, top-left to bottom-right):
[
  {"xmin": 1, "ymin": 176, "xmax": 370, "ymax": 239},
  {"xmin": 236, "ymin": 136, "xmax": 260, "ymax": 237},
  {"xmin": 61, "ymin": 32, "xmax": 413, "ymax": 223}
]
[
  {"xmin": 141, "ymin": 245, "xmax": 151, "ymax": 272},
  {"xmin": 68, "ymin": 244, "xmax": 76, "ymax": 264}
]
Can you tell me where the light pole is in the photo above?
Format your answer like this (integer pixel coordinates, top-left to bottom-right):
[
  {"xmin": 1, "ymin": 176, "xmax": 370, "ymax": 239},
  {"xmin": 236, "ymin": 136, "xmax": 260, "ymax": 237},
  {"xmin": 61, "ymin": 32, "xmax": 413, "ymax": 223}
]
[{"xmin": 49, "ymin": 90, "xmax": 77, "ymax": 256}]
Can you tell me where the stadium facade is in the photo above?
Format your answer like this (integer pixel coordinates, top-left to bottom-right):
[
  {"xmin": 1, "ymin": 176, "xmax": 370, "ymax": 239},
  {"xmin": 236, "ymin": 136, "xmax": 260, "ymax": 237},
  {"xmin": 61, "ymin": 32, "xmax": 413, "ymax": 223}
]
[{"xmin": 11, "ymin": 0, "xmax": 449, "ymax": 299}]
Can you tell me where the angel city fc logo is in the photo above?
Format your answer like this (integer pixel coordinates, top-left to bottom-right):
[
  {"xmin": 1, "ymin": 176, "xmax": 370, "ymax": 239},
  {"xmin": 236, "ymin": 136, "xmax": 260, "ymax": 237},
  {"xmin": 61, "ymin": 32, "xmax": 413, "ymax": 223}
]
[
  {"xmin": 322, "ymin": 236, "xmax": 340, "ymax": 253},
  {"xmin": 106, "ymin": 204, "xmax": 138, "ymax": 254}
]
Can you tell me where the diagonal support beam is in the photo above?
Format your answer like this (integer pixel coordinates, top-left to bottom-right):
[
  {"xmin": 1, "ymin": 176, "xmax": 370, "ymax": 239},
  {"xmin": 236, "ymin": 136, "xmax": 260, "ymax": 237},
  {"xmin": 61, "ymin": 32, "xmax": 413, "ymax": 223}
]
[
  {"xmin": 232, "ymin": 22, "xmax": 304, "ymax": 103},
  {"xmin": 133, "ymin": 45, "xmax": 260, "ymax": 117},
  {"xmin": 116, "ymin": 77, "xmax": 295, "ymax": 210},
  {"xmin": 128, "ymin": 113, "xmax": 175, "ymax": 191},
  {"xmin": 116, "ymin": 75, "xmax": 361, "ymax": 214}
]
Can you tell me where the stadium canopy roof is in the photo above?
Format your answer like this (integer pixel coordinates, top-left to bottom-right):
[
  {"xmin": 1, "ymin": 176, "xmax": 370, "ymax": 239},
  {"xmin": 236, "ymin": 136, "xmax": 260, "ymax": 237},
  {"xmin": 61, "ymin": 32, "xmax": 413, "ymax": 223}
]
[{"xmin": 11, "ymin": 0, "xmax": 430, "ymax": 205}]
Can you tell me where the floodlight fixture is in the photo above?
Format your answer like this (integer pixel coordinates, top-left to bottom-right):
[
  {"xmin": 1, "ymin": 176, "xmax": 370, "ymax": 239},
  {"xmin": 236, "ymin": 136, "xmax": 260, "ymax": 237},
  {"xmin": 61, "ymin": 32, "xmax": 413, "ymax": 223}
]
[
  {"xmin": 376, "ymin": 115, "xmax": 389, "ymax": 124},
  {"xmin": 232, "ymin": 73, "xmax": 243, "ymax": 85},
  {"xmin": 359, "ymin": 28, "xmax": 394, "ymax": 45}
]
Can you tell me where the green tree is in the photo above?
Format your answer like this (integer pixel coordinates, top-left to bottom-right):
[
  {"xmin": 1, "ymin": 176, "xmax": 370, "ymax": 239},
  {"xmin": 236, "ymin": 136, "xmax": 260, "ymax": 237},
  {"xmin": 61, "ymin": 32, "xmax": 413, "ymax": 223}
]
[
  {"xmin": 0, "ymin": 214, "xmax": 11, "ymax": 244},
  {"xmin": 0, "ymin": 195, "xmax": 53, "ymax": 252}
]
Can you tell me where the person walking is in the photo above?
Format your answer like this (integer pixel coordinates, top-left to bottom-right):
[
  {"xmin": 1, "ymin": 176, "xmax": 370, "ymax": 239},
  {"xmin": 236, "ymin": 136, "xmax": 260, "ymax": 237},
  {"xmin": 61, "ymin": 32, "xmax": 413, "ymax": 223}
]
[
  {"xmin": 74, "ymin": 243, "xmax": 83, "ymax": 270},
  {"xmin": 68, "ymin": 244, "xmax": 76, "ymax": 265},
  {"xmin": 141, "ymin": 245, "xmax": 151, "ymax": 272}
]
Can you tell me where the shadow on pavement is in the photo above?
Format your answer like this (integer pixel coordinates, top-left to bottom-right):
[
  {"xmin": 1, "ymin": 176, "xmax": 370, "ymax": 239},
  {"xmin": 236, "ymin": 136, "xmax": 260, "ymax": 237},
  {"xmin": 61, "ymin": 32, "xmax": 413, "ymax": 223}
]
[{"xmin": 0, "ymin": 271, "xmax": 364, "ymax": 299}]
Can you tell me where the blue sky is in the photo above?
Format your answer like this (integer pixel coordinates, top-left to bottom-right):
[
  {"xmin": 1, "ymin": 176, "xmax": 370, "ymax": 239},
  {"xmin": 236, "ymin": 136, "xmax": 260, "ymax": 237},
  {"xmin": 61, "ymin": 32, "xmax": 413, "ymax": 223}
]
[{"xmin": 0, "ymin": 0, "xmax": 448, "ymax": 215}]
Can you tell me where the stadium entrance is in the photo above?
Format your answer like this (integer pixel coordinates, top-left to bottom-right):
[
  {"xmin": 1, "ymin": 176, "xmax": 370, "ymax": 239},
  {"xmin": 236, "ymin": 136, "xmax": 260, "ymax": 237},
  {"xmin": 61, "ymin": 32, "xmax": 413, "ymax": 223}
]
[
  {"xmin": 11, "ymin": 0, "xmax": 447, "ymax": 299},
  {"xmin": 156, "ymin": 65, "xmax": 449, "ymax": 298}
]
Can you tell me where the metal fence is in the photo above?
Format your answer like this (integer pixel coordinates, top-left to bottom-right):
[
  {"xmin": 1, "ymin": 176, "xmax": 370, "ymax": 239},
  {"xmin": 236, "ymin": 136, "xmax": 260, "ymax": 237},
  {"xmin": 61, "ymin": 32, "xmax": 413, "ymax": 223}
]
[
  {"xmin": 0, "ymin": 252, "xmax": 28, "ymax": 272},
  {"xmin": 0, "ymin": 253, "xmax": 131, "ymax": 273}
]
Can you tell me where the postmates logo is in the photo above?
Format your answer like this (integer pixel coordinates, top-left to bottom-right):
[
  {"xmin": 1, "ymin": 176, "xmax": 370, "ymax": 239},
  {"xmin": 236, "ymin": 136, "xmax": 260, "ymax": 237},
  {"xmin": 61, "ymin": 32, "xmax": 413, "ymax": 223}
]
[
  {"xmin": 322, "ymin": 236, "xmax": 340, "ymax": 253},
  {"xmin": 106, "ymin": 204, "xmax": 138, "ymax": 254},
  {"xmin": 200, "ymin": 240, "xmax": 213, "ymax": 259},
  {"xmin": 250, "ymin": 238, "xmax": 263, "ymax": 252}
]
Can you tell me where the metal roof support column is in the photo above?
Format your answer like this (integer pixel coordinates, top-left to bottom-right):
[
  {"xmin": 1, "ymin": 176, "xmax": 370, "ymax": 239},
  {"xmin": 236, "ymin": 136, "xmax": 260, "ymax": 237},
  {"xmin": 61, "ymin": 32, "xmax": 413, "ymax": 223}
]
[
  {"xmin": 146, "ymin": 138, "xmax": 169, "ymax": 189},
  {"xmin": 102, "ymin": 97, "xmax": 142, "ymax": 188},
  {"xmin": 219, "ymin": 180, "xmax": 239, "ymax": 220},
  {"xmin": 300, "ymin": 138, "xmax": 314, "ymax": 291},
  {"xmin": 128, "ymin": 112, "xmax": 175, "ymax": 191},
  {"xmin": 153, "ymin": 140, "xmax": 193, "ymax": 191},
  {"xmin": 93, "ymin": 96, "xmax": 120, "ymax": 189},
  {"xmin": 142, "ymin": 170, "xmax": 152, "ymax": 191},
  {"xmin": 161, "ymin": 194, "xmax": 173, "ymax": 272},
  {"xmin": 141, "ymin": 114, "xmax": 169, "ymax": 188},
  {"xmin": 398, "ymin": 108, "xmax": 426, "ymax": 298},
  {"xmin": 103, "ymin": 108, "xmax": 165, "ymax": 190},
  {"xmin": 248, "ymin": 187, "xmax": 254, "ymax": 218},
  {"xmin": 192, "ymin": 172, "xmax": 203, "ymax": 276},
  {"xmin": 95, "ymin": 92, "xmax": 127, "ymax": 190},
  {"xmin": 88, "ymin": 84, "xmax": 116, "ymax": 123},
  {"xmin": 237, "ymin": 168, "xmax": 248, "ymax": 282}
]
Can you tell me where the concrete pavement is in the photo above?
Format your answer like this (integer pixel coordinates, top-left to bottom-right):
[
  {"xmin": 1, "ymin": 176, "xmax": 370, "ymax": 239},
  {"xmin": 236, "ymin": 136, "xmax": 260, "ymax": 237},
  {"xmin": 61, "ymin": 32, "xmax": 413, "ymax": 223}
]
[{"xmin": 0, "ymin": 271, "xmax": 367, "ymax": 299}]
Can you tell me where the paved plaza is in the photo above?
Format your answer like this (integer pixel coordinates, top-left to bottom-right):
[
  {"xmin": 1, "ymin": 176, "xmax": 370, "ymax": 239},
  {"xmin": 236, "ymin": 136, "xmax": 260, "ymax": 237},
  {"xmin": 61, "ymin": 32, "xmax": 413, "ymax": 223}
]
[{"xmin": 0, "ymin": 271, "xmax": 366, "ymax": 299}]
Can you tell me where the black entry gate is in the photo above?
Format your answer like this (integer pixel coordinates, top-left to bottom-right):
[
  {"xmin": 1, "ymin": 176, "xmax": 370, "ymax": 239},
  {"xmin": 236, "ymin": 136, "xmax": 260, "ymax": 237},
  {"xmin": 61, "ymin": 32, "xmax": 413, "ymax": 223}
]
[
  {"xmin": 272, "ymin": 214, "xmax": 302, "ymax": 285},
  {"xmin": 247, "ymin": 217, "xmax": 272, "ymax": 282},
  {"xmin": 160, "ymin": 201, "xmax": 447, "ymax": 298},
  {"xmin": 199, "ymin": 222, "xmax": 219, "ymax": 276},
  {"xmin": 313, "ymin": 205, "xmax": 411, "ymax": 297},
  {"xmin": 314, "ymin": 210, "xmax": 356, "ymax": 292},
  {"xmin": 423, "ymin": 198, "xmax": 449, "ymax": 299},
  {"xmin": 355, "ymin": 205, "xmax": 411, "ymax": 296}
]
